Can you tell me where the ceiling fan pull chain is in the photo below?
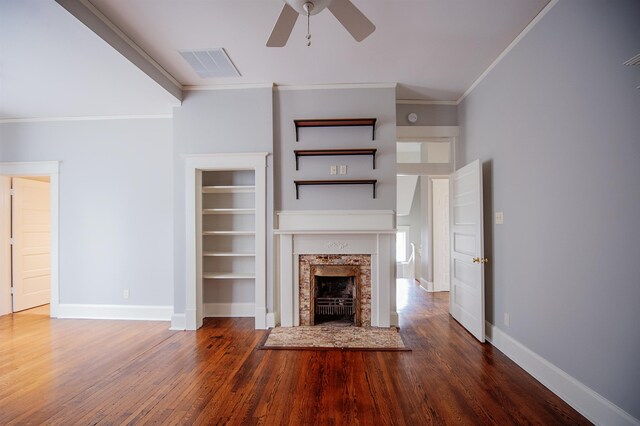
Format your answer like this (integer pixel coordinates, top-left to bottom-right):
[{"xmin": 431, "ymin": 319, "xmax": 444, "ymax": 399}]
[
  {"xmin": 303, "ymin": 1, "xmax": 313, "ymax": 46},
  {"xmin": 306, "ymin": 9, "xmax": 311, "ymax": 46}
]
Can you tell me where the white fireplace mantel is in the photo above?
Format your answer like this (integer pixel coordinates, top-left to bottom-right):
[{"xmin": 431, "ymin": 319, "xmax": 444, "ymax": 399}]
[{"xmin": 275, "ymin": 210, "xmax": 398, "ymax": 328}]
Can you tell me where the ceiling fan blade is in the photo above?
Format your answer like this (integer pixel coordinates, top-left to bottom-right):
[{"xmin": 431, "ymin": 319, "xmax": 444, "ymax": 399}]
[
  {"xmin": 266, "ymin": 3, "xmax": 299, "ymax": 47},
  {"xmin": 328, "ymin": 0, "xmax": 375, "ymax": 42}
]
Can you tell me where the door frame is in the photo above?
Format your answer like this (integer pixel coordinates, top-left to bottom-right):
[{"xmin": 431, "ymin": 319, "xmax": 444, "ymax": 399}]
[
  {"xmin": 396, "ymin": 125, "xmax": 458, "ymax": 290},
  {"xmin": 0, "ymin": 162, "xmax": 59, "ymax": 317},
  {"xmin": 182, "ymin": 153, "xmax": 268, "ymax": 331}
]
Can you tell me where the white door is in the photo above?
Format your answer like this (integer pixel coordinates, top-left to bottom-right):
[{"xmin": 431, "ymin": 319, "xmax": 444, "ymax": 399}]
[
  {"xmin": 450, "ymin": 160, "xmax": 485, "ymax": 342},
  {"xmin": 433, "ymin": 179, "xmax": 450, "ymax": 291},
  {"xmin": 12, "ymin": 178, "xmax": 51, "ymax": 311}
]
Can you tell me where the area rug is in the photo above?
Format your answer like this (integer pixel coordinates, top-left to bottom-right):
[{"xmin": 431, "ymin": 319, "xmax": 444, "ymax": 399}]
[{"xmin": 259, "ymin": 326, "xmax": 409, "ymax": 351}]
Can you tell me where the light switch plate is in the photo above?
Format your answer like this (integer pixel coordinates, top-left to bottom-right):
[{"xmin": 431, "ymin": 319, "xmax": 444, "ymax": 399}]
[
  {"xmin": 330, "ymin": 165, "xmax": 337, "ymax": 175},
  {"xmin": 495, "ymin": 212, "xmax": 504, "ymax": 225},
  {"xmin": 339, "ymin": 165, "xmax": 347, "ymax": 175}
]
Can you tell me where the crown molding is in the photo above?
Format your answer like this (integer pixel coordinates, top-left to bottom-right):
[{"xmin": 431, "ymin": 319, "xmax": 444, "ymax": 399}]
[
  {"xmin": 183, "ymin": 83, "xmax": 274, "ymax": 91},
  {"xmin": 396, "ymin": 100, "xmax": 457, "ymax": 106},
  {"xmin": 0, "ymin": 114, "xmax": 172, "ymax": 124},
  {"xmin": 274, "ymin": 82, "xmax": 396, "ymax": 91},
  {"xmin": 456, "ymin": 0, "xmax": 559, "ymax": 105}
]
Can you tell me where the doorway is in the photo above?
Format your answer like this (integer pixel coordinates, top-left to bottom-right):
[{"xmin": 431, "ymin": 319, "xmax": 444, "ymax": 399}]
[{"xmin": 0, "ymin": 162, "xmax": 59, "ymax": 318}]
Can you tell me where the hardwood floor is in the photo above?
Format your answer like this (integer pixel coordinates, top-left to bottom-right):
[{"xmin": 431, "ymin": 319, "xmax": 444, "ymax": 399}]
[{"xmin": 0, "ymin": 280, "xmax": 589, "ymax": 425}]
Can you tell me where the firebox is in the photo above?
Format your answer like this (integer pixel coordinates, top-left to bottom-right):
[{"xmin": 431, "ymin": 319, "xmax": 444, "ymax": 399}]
[{"xmin": 310, "ymin": 265, "xmax": 360, "ymax": 326}]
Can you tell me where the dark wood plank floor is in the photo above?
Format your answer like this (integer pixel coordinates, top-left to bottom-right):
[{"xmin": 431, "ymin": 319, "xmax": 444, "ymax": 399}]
[{"xmin": 0, "ymin": 280, "xmax": 589, "ymax": 425}]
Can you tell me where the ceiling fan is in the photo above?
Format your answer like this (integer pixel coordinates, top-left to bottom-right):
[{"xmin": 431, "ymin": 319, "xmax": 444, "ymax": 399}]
[{"xmin": 266, "ymin": 0, "xmax": 375, "ymax": 47}]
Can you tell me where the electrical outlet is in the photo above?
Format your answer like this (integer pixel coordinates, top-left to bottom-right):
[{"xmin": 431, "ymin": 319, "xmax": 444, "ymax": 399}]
[
  {"xmin": 504, "ymin": 312, "xmax": 510, "ymax": 327},
  {"xmin": 339, "ymin": 165, "xmax": 347, "ymax": 175},
  {"xmin": 495, "ymin": 212, "xmax": 504, "ymax": 225},
  {"xmin": 123, "ymin": 289, "xmax": 130, "ymax": 300},
  {"xmin": 330, "ymin": 165, "xmax": 337, "ymax": 175}
]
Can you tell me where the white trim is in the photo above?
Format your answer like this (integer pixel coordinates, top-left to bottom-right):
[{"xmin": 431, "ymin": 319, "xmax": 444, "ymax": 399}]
[
  {"xmin": 184, "ymin": 153, "xmax": 269, "ymax": 330},
  {"xmin": 274, "ymin": 82, "xmax": 396, "ymax": 91},
  {"xmin": 0, "ymin": 162, "xmax": 60, "ymax": 318},
  {"xmin": 182, "ymin": 152, "xmax": 270, "ymax": 161},
  {"xmin": 396, "ymin": 100, "xmax": 457, "ymax": 106},
  {"xmin": 486, "ymin": 321, "xmax": 640, "ymax": 426},
  {"xmin": 266, "ymin": 312, "xmax": 276, "ymax": 328},
  {"xmin": 456, "ymin": 0, "xmax": 559, "ymax": 105},
  {"xmin": 204, "ymin": 303, "xmax": 255, "ymax": 317},
  {"xmin": 0, "ymin": 114, "xmax": 173, "ymax": 124},
  {"xmin": 0, "ymin": 177, "xmax": 11, "ymax": 316},
  {"xmin": 419, "ymin": 278, "xmax": 434, "ymax": 292},
  {"xmin": 397, "ymin": 126, "xmax": 459, "ymax": 139},
  {"xmin": 58, "ymin": 304, "xmax": 172, "ymax": 321},
  {"xmin": 184, "ymin": 83, "xmax": 274, "ymax": 91},
  {"xmin": 276, "ymin": 210, "xmax": 396, "ymax": 232},
  {"xmin": 170, "ymin": 313, "xmax": 186, "ymax": 330}
]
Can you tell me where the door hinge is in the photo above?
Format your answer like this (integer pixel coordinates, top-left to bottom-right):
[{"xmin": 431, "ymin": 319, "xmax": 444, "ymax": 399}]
[
  {"xmin": 10, "ymin": 189, "xmax": 16, "ymax": 196},
  {"xmin": 9, "ymin": 238, "xmax": 14, "ymax": 245}
]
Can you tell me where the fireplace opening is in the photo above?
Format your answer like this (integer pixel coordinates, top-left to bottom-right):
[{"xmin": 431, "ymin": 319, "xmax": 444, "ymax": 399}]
[{"xmin": 313, "ymin": 275, "xmax": 356, "ymax": 326}]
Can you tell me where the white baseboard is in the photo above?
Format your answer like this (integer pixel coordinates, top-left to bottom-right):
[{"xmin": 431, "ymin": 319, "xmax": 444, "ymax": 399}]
[
  {"xmin": 57, "ymin": 304, "xmax": 172, "ymax": 321},
  {"xmin": 419, "ymin": 278, "xmax": 433, "ymax": 292},
  {"xmin": 486, "ymin": 321, "xmax": 639, "ymax": 426},
  {"xmin": 170, "ymin": 313, "xmax": 186, "ymax": 330},
  {"xmin": 203, "ymin": 302, "xmax": 255, "ymax": 317},
  {"xmin": 266, "ymin": 312, "xmax": 276, "ymax": 328}
]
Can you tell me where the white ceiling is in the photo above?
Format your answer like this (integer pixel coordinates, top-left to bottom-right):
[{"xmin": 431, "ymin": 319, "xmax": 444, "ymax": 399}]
[
  {"xmin": 1, "ymin": 0, "xmax": 550, "ymax": 120},
  {"xmin": 89, "ymin": 0, "xmax": 549, "ymax": 99}
]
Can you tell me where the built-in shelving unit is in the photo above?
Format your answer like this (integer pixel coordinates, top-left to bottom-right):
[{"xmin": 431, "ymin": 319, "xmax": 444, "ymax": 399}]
[
  {"xmin": 294, "ymin": 148, "xmax": 377, "ymax": 170},
  {"xmin": 294, "ymin": 118, "xmax": 377, "ymax": 141},
  {"xmin": 201, "ymin": 169, "xmax": 257, "ymax": 318},
  {"xmin": 184, "ymin": 152, "xmax": 267, "ymax": 330},
  {"xmin": 294, "ymin": 179, "xmax": 377, "ymax": 199}
]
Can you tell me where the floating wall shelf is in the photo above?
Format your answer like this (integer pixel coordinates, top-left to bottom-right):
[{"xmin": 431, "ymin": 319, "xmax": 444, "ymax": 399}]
[
  {"xmin": 294, "ymin": 118, "xmax": 377, "ymax": 141},
  {"xmin": 294, "ymin": 179, "xmax": 377, "ymax": 199},
  {"xmin": 294, "ymin": 148, "xmax": 377, "ymax": 170}
]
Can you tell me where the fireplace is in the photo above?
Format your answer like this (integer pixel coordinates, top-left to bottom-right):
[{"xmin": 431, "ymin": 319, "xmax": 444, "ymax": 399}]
[
  {"xmin": 311, "ymin": 265, "xmax": 359, "ymax": 326},
  {"xmin": 299, "ymin": 254, "xmax": 371, "ymax": 327},
  {"xmin": 276, "ymin": 210, "xmax": 398, "ymax": 328}
]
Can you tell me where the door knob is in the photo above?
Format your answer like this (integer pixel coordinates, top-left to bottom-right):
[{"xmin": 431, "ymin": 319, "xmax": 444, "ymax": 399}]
[{"xmin": 473, "ymin": 257, "xmax": 489, "ymax": 264}]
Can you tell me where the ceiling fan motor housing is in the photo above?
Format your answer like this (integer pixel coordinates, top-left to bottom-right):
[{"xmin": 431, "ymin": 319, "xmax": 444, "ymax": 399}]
[{"xmin": 285, "ymin": 0, "xmax": 335, "ymax": 16}]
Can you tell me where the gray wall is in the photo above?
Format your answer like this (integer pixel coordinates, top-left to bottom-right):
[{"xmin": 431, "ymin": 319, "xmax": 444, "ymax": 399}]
[
  {"xmin": 275, "ymin": 87, "xmax": 396, "ymax": 211},
  {"xmin": 457, "ymin": 0, "xmax": 640, "ymax": 418},
  {"xmin": 396, "ymin": 104, "xmax": 457, "ymax": 126},
  {"xmin": 172, "ymin": 88, "xmax": 274, "ymax": 313},
  {"xmin": 0, "ymin": 119, "xmax": 174, "ymax": 306}
]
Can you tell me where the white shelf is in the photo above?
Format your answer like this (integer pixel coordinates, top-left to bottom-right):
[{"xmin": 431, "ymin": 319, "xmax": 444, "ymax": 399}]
[
  {"xmin": 202, "ymin": 185, "xmax": 256, "ymax": 194},
  {"xmin": 203, "ymin": 230, "xmax": 255, "ymax": 236},
  {"xmin": 203, "ymin": 272, "xmax": 255, "ymax": 279},
  {"xmin": 203, "ymin": 252, "xmax": 256, "ymax": 257},
  {"xmin": 202, "ymin": 208, "xmax": 255, "ymax": 215}
]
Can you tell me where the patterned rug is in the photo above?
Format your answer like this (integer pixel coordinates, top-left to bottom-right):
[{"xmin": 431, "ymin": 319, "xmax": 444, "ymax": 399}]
[{"xmin": 260, "ymin": 326, "xmax": 409, "ymax": 350}]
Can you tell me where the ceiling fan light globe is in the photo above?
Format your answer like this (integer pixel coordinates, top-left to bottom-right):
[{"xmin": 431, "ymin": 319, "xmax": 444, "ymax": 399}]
[{"xmin": 285, "ymin": 0, "xmax": 334, "ymax": 16}]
